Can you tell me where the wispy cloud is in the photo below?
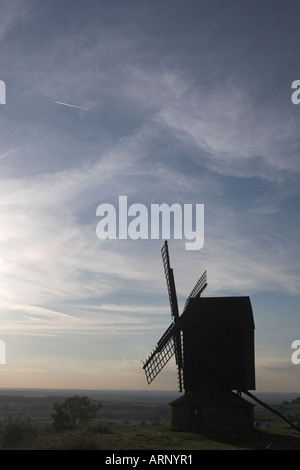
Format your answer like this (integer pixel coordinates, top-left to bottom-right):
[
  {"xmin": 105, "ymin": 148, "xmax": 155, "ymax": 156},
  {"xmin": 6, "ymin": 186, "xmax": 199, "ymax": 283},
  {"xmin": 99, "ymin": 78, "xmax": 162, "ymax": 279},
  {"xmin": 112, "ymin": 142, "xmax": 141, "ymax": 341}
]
[
  {"xmin": 0, "ymin": 146, "xmax": 25, "ymax": 161},
  {"xmin": 0, "ymin": 0, "xmax": 33, "ymax": 41},
  {"xmin": 0, "ymin": 0, "xmax": 299, "ymax": 391},
  {"xmin": 9, "ymin": 304, "xmax": 76, "ymax": 320},
  {"xmin": 156, "ymin": 80, "xmax": 300, "ymax": 181},
  {"xmin": 0, "ymin": 300, "xmax": 170, "ymax": 338},
  {"xmin": 256, "ymin": 356, "xmax": 296, "ymax": 371},
  {"xmin": 0, "ymin": 119, "xmax": 298, "ymax": 318}
]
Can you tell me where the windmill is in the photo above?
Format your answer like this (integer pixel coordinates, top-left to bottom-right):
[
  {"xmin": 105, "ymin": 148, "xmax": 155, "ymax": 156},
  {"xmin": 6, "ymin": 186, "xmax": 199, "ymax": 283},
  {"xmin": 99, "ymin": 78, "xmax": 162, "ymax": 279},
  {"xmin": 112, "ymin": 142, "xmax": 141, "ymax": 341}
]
[
  {"xmin": 143, "ymin": 241, "xmax": 256, "ymax": 432},
  {"xmin": 143, "ymin": 242, "xmax": 300, "ymax": 434}
]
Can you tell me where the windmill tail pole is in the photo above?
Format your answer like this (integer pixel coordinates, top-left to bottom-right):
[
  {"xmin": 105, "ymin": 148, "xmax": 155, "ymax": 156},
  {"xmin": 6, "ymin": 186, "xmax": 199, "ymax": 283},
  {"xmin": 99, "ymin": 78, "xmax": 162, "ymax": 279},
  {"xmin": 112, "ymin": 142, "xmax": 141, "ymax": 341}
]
[{"xmin": 243, "ymin": 390, "xmax": 300, "ymax": 434}]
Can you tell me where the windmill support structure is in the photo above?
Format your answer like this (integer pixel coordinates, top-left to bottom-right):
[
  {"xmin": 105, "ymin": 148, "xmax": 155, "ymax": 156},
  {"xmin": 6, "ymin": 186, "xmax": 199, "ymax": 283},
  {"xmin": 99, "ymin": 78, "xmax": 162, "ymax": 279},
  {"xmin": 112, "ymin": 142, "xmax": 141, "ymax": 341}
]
[{"xmin": 243, "ymin": 390, "xmax": 300, "ymax": 434}]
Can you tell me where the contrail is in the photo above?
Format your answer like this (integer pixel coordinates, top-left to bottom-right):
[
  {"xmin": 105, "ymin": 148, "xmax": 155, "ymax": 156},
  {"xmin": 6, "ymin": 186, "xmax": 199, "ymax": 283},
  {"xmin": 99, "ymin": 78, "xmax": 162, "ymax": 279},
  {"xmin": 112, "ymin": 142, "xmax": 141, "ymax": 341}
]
[{"xmin": 54, "ymin": 100, "xmax": 89, "ymax": 111}]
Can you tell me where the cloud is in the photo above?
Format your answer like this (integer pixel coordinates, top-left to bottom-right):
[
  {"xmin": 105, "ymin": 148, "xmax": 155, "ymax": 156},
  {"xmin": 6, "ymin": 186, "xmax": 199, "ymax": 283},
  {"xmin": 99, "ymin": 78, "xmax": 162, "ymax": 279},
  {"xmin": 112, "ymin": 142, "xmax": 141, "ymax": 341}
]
[
  {"xmin": 0, "ymin": 146, "xmax": 25, "ymax": 161},
  {"xmin": 156, "ymin": 79, "xmax": 300, "ymax": 181},
  {"xmin": 2, "ymin": 0, "xmax": 299, "ymax": 187},
  {"xmin": 1, "ymin": 300, "xmax": 164, "ymax": 337},
  {"xmin": 9, "ymin": 304, "xmax": 76, "ymax": 320},
  {"xmin": 256, "ymin": 356, "xmax": 297, "ymax": 371},
  {"xmin": 0, "ymin": 0, "xmax": 34, "ymax": 41},
  {"xmin": 0, "ymin": 0, "xmax": 299, "ymax": 393},
  {"xmin": 84, "ymin": 304, "xmax": 170, "ymax": 315},
  {"xmin": 0, "ymin": 121, "xmax": 298, "ymax": 319}
]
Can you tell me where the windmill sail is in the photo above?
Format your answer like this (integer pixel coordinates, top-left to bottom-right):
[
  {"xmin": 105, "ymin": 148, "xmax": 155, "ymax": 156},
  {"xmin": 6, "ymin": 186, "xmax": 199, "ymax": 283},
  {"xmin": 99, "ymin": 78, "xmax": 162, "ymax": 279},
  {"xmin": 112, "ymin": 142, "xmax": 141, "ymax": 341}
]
[
  {"xmin": 183, "ymin": 270, "xmax": 207, "ymax": 311},
  {"xmin": 161, "ymin": 241, "xmax": 184, "ymax": 390},
  {"xmin": 161, "ymin": 241, "xmax": 179, "ymax": 321},
  {"xmin": 143, "ymin": 242, "xmax": 184, "ymax": 391},
  {"xmin": 143, "ymin": 322, "xmax": 178, "ymax": 384}
]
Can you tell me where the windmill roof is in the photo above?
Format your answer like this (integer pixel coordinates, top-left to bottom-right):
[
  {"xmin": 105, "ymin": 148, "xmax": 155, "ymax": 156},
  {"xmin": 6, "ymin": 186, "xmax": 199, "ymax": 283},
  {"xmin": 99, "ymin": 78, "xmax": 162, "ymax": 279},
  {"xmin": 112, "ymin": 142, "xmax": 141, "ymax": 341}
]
[
  {"xmin": 169, "ymin": 391, "xmax": 254, "ymax": 408},
  {"xmin": 182, "ymin": 296, "xmax": 255, "ymax": 328}
]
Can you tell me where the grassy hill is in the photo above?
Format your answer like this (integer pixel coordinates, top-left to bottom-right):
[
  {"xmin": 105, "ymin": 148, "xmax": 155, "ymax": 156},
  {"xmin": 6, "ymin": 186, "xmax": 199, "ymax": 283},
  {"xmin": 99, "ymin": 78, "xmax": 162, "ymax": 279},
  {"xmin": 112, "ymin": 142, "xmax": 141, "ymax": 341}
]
[{"xmin": 4, "ymin": 422, "xmax": 298, "ymax": 450}]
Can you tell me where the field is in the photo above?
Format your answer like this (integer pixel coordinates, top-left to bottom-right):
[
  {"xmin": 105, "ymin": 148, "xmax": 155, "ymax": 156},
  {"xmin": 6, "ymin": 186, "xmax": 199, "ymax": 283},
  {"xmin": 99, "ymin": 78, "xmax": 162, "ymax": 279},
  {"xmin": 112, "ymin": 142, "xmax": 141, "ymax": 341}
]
[
  {"xmin": 27, "ymin": 423, "xmax": 300, "ymax": 451},
  {"xmin": 0, "ymin": 390, "xmax": 299, "ymax": 450}
]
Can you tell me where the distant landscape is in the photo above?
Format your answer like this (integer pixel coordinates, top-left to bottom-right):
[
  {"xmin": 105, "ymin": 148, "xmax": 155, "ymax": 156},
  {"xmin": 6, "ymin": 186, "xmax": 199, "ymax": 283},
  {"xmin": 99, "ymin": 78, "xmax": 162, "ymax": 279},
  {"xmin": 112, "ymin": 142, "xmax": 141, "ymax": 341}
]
[
  {"xmin": 0, "ymin": 388, "xmax": 179, "ymax": 427},
  {"xmin": 1, "ymin": 387, "xmax": 300, "ymax": 403},
  {"xmin": 0, "ymin": 388, "xmax": 299, "ymax": 450}
]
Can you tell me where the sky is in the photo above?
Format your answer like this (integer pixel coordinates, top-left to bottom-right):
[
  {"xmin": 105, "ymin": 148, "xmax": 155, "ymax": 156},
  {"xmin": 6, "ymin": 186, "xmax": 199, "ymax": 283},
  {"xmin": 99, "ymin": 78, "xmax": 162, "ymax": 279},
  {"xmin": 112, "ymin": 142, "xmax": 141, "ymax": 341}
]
[{"xmin": 0, "ymin": 0, "xmax": 299, "ymax": 393}]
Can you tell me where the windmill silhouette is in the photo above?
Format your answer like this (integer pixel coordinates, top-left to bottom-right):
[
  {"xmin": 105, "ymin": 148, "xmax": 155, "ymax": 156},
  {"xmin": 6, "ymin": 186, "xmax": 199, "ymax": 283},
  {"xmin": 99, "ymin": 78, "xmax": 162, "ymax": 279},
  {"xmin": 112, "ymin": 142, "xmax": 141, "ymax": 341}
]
[
  {"xmin": 143, "ymin": 242, "xmax": 300, "ymax": 434},
  {"xmin": 143, "ymin": 241, "xmax": 256, "ymax": 432}
]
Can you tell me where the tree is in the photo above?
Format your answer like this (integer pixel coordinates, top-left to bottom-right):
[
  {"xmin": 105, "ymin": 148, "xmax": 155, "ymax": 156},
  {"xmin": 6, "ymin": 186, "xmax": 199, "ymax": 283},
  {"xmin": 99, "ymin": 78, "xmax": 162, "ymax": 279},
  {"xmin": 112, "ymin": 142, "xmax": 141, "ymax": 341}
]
[{"xmin": 52, "ymin": 395, "xmax": 102, "ymax": 432}]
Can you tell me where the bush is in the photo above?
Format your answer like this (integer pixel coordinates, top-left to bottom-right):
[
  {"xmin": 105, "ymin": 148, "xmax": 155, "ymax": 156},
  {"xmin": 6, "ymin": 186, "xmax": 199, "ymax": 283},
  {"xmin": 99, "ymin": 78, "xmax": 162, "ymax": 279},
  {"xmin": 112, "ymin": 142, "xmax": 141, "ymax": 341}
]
[
  {"xmin": 52, "ymin": 395, "xmax": 102, "ymax": 432},
  {"xmin": 88, "ymin": 420, "xmax": 111, "ymax": 434},
  {"xmin": 0, "ymin": 418, "xmax": 38, "ymax": 449}
]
